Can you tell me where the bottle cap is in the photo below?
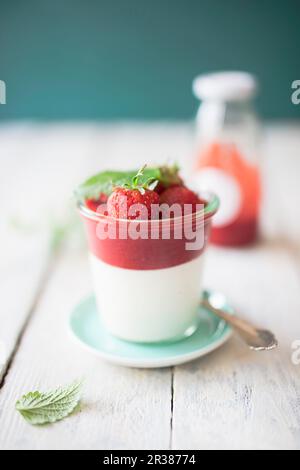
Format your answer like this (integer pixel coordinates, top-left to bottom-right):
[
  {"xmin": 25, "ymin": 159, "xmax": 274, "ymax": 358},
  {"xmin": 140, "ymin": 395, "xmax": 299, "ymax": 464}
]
[{"xmin": 193, "ymin": 71, "xmax": 258, "ymax": 101}]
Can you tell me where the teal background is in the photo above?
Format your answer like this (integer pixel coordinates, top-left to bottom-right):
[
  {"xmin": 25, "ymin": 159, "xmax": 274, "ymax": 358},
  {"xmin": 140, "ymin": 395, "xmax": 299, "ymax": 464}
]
[{"xmin": 0, "ymin": 0, "xmax": 299, "ymax": 121}]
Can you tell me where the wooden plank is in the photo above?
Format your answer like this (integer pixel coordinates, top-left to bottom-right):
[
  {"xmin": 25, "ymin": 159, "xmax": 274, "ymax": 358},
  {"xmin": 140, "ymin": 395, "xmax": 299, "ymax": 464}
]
[
  {"xmin": 0, "ymin": 125, "xmax": 51, "ymax": 381},
  {"xmin": 1, "ymin": 123, "xmax": 184, "ymax": 449},
  {"xmin": 170, "ymin": 122, "xmax": 300, "ymax": 450},
  {"xmin": 0, "ymin": 248, "xmax": 172, "ymax": 450},
  {"xmin": 0, "ymin": 124, "xmax": 97, "ymax": 381},
  {"xmin": 172, "ymin": 243, "xmax": 300, "ymax": 450},
  {"xmin": 0, "ymin": 228, "xmax": 51, "ymax": 382},
  {"xmin": 262, "ymin": 124, "xmax": 300, "ymax": 242},
  {"xmin": 1, "ymin": 122, "xmax": 300, "ymax": 449}
]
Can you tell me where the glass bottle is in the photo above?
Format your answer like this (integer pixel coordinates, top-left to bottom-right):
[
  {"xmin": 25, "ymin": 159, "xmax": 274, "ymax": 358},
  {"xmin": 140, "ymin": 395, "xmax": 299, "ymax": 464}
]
[{"xmin": 193, "ymin": 71, "xmax": 261, "ymax": 246}]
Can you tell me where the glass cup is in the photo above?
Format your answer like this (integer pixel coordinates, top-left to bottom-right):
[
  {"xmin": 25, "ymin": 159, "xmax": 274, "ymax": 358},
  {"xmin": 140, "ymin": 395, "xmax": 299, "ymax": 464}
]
[{"xmin": 79, "ymin": 192, "xmax": 219, "ymax": 343}]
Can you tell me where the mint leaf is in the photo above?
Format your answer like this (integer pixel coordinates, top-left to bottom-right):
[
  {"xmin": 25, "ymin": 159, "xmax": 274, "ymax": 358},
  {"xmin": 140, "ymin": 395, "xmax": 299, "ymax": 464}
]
[
  {"xmin": 75, "ymin": 168, "xmax": 161, "ymax": 201},
  {"xmin": 75, "ymin": 170, "xmax": 129, "ymax": 200},
  {"xmin": 16, "ymin": 381, "xmax": 83, "ymax": 425}
]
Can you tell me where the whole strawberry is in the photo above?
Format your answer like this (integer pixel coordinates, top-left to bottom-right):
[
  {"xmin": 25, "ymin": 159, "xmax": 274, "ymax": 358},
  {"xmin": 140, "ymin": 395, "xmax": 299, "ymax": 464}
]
[
  {"xmin": 155, "ymin": 164, "xmax": 183, "ymax": 194},
  {"xmin": 159, "ymin": 186, "xmax": 204, "ymax": 215},
  {"xmin": 107, "ymin": 166, "xmax": 159, "ymax": 220},
  {"xmin": 86, "ymin": 193, "xmax": 108, "ymax": 212}
]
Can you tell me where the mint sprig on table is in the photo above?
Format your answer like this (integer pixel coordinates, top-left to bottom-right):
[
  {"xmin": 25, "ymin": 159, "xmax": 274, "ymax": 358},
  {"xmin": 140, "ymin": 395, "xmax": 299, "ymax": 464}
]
[
  {"xmin": 75, "ymin": 164, "xmax": 180, "ymax": 201},
  {"xmin": 16, "ymin": 381, "xmax": 82, "ymax": 425}
]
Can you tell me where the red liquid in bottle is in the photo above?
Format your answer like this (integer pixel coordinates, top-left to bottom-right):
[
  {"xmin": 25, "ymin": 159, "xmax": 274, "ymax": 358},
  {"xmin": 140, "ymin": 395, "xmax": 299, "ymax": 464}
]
[{"xmin": 195, "ymin": 142, "xmax": 261, "ymax": 247}]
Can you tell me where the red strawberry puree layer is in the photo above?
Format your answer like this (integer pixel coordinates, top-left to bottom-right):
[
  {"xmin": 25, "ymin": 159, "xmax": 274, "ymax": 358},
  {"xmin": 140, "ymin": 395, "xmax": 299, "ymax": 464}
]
[{"xmin": 81, "ymin": 211, "xmax": 214, "ymax": 270}]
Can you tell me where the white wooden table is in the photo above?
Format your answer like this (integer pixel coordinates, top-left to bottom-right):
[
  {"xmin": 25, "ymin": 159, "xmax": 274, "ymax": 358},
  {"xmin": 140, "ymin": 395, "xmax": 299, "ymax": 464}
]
[{"xmin": 0, "ymin": 122, "xmax": 300, "ymax": 450}]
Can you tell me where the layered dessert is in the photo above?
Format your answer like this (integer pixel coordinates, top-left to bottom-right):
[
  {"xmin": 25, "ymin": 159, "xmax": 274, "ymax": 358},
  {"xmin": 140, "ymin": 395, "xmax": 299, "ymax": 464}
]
[{"xmin": 77, "ymin": 165, "xmax": 218, "ymax": 343}]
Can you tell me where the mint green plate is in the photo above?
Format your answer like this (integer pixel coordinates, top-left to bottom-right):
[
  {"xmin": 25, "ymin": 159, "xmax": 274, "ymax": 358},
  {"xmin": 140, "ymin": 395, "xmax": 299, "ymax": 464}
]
[{"xmin": 69, "ymin": 290, "xmax": 233, "ymax": 368}]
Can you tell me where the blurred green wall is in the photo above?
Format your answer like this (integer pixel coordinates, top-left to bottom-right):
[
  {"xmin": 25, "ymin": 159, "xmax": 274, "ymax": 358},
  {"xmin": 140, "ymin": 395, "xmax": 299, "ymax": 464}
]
[{"xmin": 0, "ymin": 0, "xmax": 299, "ymax": 120}]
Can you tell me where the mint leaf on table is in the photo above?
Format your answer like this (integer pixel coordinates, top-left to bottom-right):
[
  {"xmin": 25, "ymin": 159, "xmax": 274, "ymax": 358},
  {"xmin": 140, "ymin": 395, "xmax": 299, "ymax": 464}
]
[
  {"xmin": 75, "ymin": 167, "xmax": 161, "ymax": 201},
  {"xmin": 16, "ymin": 381, "xmax": 83, "ymax": 425}
]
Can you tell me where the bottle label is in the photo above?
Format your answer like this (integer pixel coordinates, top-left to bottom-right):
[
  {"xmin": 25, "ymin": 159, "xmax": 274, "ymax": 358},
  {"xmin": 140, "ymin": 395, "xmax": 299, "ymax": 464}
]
[{"xmin": 195, "ymin": 167, "xmax": 242, "ymax": 227}]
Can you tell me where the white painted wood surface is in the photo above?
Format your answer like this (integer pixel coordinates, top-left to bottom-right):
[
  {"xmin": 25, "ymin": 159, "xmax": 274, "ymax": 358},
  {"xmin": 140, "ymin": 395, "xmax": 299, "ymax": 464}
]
[{"xmin": 0, "ymin": 122, "xmax": 300, "ymax": 450}]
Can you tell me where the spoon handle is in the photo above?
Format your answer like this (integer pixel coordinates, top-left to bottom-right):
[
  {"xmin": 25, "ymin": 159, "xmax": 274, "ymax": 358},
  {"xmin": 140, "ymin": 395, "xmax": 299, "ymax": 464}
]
[
  {"xmin": 202, "ymin": 297, "xmax": 278, "ymax": 351},
  {"xmin": 202, "ymin": 299, "xmax": 258, "ymax": 335}
]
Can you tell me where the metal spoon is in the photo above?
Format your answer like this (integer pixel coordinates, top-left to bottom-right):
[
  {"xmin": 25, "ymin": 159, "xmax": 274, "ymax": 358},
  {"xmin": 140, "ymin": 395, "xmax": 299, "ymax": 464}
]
[{"xmin": 202, "ymin": 292, "xmax": 278, "ymax": 351}]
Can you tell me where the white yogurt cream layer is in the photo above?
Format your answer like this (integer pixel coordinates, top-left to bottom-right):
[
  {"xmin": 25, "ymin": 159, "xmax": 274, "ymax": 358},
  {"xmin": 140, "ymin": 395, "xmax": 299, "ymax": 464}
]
[{"xmin": 89, "ymin": 253, "xmax": 205, "ymax": 343}]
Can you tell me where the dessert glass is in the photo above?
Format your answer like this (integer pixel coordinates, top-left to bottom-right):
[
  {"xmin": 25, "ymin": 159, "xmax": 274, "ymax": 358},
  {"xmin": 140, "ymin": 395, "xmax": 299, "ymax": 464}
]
[{"xmin": 79, "ymin": 192, "xmax": 219, "ymax": 343}]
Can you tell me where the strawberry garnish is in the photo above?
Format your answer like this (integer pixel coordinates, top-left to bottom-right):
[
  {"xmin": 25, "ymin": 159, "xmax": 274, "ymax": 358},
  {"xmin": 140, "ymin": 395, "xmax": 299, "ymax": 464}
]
[
  {"xmin": 159, "ymin": 186, "xmax": 205, "ymax": 215},
  {"xmin": 107, "ymin": 188, "xmax": 159, "ymax": 220},
  {"xmin": 107, "ymin": 166, "xmax": 159, "ymax": 220},
  {"xmin": 155, "ymin": 164, "xmax": 183, "ymax": 194},
  {"xmin": 86, "ymin": 193, "xmax": 108, "ymax": 212}
]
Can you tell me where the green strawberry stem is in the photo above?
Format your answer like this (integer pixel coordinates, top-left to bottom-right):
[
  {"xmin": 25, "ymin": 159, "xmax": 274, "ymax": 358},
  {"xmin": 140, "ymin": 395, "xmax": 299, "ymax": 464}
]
[{"xmin": 122, "ymin": 165, "xmax": 158, "ymax": 195}]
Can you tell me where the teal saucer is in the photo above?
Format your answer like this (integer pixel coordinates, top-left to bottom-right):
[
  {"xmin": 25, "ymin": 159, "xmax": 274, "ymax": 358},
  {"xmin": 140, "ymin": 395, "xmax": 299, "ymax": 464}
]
[{"xmin": 69, "ymin": 290, "xmax": 233, "ymax": 368}]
